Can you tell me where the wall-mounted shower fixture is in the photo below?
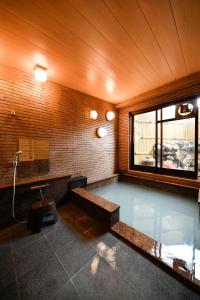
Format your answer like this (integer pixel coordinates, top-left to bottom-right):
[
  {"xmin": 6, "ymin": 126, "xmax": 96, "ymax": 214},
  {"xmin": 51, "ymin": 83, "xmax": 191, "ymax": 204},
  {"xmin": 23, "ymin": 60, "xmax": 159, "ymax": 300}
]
[
  {"xmin": 12, "ymin": 150, "xmax": 27, "ymax": 224},
  {"xmin": 13, "ymin": 150, "xmax": 22, "ymax": 167}
]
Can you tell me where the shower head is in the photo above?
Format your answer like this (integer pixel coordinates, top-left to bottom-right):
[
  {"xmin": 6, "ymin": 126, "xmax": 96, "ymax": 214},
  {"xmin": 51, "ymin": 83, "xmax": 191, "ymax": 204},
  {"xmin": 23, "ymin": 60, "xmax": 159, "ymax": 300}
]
[
  {"xmin": 16, "ymin": 151, "xmax": 22, "ymax": 155},
  {"xmin": 14, "ymin": 151, "xmax": 22, "ymax": 166}
]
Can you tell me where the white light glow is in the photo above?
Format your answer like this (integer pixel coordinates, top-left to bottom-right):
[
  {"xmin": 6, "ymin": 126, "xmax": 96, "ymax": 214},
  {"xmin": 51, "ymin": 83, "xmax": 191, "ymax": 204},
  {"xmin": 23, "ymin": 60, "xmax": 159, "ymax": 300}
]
[
  {"xmin": 87, "ymin": 69, "xmax": 96, "ymax": 82},
  {"xmin": 106, "ymin": 79, "xmax": 115, "ymax": 93},
  {"xmin": 34, "ymin": 65, "xmax": 48, "ymax": 82},
  {"xmin": 162, "ymin": 105, "xmax": 175, "ymax": 120},
  {"xmin": 197, "ymin": 97, "xmax": 200, "ymax": 107},
  {"xmin": 106, "ymin": 111, "xmax": 115, "ymax": 121},
  {"xmin": 97, "ymin": 127, "xmax": 107, "ymax": 138},
  {"xmin": 90, "ymin": 242, "xmax": 117, "ymax": 275},
  {"xmin": 90, "ymin": 110, "xmax": 98, "ymax": 120}
]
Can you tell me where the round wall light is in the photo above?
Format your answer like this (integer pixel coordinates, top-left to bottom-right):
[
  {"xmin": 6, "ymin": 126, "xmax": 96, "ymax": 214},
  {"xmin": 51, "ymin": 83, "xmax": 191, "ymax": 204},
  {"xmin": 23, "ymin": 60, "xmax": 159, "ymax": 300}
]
[
  {"xmin": 96, "ymin": 127, "xmax": 107, "ymax": 138},
  {"xmin": 106, "ymin": 111, "xmax": 115, "ymax": 121},
  {"xmin": 177, "ymin": 102, "xmax": 193, "ymax": 117},
  {"xmin": 34, "ymin": 65, "xmax": 48, "ymax": 82},
  {"xmin": 90, "ymin": 110, "xmax": 98, "ymax": 120}
]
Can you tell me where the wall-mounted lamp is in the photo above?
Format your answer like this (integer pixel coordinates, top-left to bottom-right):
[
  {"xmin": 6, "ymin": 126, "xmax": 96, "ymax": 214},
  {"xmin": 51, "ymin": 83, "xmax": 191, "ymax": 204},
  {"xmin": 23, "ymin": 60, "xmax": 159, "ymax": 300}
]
[
  {"xmin": 106, "ymin": 111, "xmax": 115, "ymax": 121},
  {"xmin": 97, "ymin": 127, "xmax": 107, "ymax": 138},
  {"xmin": 90, "ymin": 110, "xmax": 98, "ymax": 120},
  {"xmin": 34, "ymin": 65, "xmax": 48, "ymax": 82}
]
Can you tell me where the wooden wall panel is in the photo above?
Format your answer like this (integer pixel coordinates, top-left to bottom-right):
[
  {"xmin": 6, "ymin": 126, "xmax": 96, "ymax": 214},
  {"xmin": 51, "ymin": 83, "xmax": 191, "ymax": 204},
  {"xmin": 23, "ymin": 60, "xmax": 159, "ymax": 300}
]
[
  {"xmin": 118, "ymin": 72, "xmax": 200, "ymax": 172},
  {"xmin": 0, "ymin": 63, "xmax": 118, "ymax": 184}
]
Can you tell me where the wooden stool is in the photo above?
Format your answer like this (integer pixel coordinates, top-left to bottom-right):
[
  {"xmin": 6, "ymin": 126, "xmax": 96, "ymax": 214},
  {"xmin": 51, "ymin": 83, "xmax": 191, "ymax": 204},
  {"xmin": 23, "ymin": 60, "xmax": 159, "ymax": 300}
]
[{"xmin": 28, "ymin": 184, "xmax": 57, "ymax": 233}]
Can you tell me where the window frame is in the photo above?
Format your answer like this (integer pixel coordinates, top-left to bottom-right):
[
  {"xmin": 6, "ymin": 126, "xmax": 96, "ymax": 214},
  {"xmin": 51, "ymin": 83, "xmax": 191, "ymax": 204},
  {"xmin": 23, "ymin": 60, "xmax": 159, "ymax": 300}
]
[{"xmin": 130, "ymin": 96, "xmax": 199, "ymax": 179}]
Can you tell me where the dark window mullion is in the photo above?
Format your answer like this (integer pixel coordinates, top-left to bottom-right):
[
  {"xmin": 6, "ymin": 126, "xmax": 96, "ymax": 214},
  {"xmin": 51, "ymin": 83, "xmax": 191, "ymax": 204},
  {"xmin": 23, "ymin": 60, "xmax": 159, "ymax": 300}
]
[{"xmin": 160, "ymin": 109, "xmax": 163, "ymax": 169}]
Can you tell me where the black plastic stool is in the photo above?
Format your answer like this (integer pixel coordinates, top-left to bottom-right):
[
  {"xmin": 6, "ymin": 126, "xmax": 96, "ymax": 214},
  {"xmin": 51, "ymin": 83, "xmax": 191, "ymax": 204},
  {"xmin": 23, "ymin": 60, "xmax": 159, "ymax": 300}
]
[{"xmin": 28, "ymin": 184, "xmax": 57, "ymax": 233}]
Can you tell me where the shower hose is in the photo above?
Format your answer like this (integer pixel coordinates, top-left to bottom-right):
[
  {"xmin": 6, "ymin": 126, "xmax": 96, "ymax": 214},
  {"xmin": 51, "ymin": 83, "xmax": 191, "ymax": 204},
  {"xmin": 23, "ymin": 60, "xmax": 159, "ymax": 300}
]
[{"xmin": 12, "ymin": 158, "xmax": 28, "ymax": 224}]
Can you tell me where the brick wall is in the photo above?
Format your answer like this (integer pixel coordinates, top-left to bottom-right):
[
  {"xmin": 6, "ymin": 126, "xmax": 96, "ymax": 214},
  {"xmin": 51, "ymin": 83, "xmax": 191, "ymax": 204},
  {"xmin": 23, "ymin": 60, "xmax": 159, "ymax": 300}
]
[
  {"xmin": 0, "ymin": 63, "xmax": 118, "ymax": 184},
  {"xmin": 119, "ymin": 73, "xmax": 200, "ymax": 171}
]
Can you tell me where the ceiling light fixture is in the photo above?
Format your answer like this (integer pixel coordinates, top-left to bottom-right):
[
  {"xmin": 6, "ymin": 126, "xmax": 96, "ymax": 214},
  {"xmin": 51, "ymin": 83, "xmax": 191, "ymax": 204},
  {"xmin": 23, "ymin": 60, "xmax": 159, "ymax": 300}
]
[{"xmin": 34, "ymin": 65, "xmax": 48, "ymax": 82}]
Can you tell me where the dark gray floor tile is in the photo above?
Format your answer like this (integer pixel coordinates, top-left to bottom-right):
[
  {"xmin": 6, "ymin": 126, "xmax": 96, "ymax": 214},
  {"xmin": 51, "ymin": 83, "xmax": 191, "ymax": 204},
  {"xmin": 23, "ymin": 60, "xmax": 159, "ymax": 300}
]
[
  {"xmin": 126, "ymin": 252, "xmax": 160, "ymax": 282},
  {"xmin": 18, "ymin": 253, "xmax": 69, "ymax": 300},
  {"xmin": 0, "ymin": 280, "xmax": 19, "ymax": 300},
  {"xmin": 11, "ymin": 226, "xmax": 43, "ymax": 251},
  {"xmin": 55, "ymin": 236, "xmax": 96, "ymax": 278},
  {"xmin": 146, "ymin": 270, "xmax": 179, "ymax": 300},
  {"xmin": 0, "ymin": 227, "xmax": 11, "ymax": 245},
  {"xmin": 14, "ymin": 236, "xmax": 53, "ymax": 278},
  {"xmin": 0, "ymin": 240, "xmax": 11, "ymax": 257},
  {"xmin": 44, "ymin": 220, "xmax": 77, "ymax": 250},
  {"xmin": 176, "ymin": 281, "xmax": 200, "ymax": 300},
  {"xmin": 72, "ymin": 256, "xmax": 125, "ymax": 300},
  {"xmin": 123, "ymin": 266, "xmax": 154, "ymax": 299},
  {"xmin": 114, "ymin": 240, "xmax": 140, "ymax": 277},
  {"xmin": 52, "ymin": 280, "xmax": 81, "ymax": 300},
  {"xmin": 110, "ymin": 278, "xmax": 144, "ymax": 300},
  {"xmin": 0, "ymin": 252, "xmax": 15, "ymax": 290},
  {"xmin": 126, "ymin": 254, "xmax": 179, "ymax": 300},
  {"xmin": 89, "ymin": 231, "xmax": 119, "ymax": 251}
]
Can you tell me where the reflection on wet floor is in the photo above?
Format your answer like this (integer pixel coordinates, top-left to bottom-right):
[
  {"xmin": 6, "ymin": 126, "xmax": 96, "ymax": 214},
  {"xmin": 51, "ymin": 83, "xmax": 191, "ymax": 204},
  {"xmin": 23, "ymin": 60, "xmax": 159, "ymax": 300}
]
[{"xmin": 91, "ymin": 242, "xmax": 117, "ymax": 274}]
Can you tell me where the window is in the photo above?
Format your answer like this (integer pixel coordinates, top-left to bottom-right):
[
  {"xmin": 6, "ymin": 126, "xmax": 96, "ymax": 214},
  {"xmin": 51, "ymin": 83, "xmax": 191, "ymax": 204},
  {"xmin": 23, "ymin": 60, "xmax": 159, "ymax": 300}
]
[
  {"xmin": 130, "ymin": 98, "xmax": 198, "ymax": 179},
  {"xmin": 134, "ymin": 111, "xmax": 156, "ymax": 166}
]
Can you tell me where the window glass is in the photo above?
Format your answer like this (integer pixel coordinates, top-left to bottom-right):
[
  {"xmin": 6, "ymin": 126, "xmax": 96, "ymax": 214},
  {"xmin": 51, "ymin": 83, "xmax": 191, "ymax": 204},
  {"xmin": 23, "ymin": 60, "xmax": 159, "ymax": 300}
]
[
  {"xmin": 157, "ymin": 109, "xmax": 161, "ymax": 121},
  {"xmin": 134, "ymin": 111, "xmax": 156, "ymax": 166},
  {"xmin": 162, "ymin": 105, "xmax": 175, "ymax": 120},
  {"xmin": 162, "ymin": 118, "xmax": 195, "ymax": 171}
]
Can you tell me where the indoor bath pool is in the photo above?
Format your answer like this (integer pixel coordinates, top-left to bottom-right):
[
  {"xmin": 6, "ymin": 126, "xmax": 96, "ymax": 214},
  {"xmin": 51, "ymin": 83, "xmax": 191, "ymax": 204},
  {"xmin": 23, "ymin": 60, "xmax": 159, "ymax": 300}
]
[
  {"xmin": 92, "ymin": 181, "xmax": 200, "ymax": 247},
  {"xmin": 91, "ymin": 181, "xmax": 200, "ymax": 284}
]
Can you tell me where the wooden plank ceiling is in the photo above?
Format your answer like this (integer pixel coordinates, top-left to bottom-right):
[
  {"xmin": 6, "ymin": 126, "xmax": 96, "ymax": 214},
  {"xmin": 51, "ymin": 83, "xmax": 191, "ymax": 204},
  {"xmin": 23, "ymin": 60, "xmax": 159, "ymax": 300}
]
[{"xmin": 0, "ymin": 0, "xmax": 199, "ymax": 104}]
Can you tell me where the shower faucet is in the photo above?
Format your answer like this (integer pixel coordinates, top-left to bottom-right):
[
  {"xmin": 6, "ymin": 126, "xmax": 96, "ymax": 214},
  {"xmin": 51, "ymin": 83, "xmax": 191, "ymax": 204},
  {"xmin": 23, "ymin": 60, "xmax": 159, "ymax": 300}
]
[{"xmin": 13, "ymin": 151, "xmax": 22, "ymax": 167}]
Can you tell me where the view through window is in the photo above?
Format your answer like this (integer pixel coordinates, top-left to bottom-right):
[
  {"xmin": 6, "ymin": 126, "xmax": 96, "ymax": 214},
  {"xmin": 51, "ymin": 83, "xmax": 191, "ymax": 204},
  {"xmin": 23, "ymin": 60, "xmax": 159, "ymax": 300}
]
[{"xmin": 131, "ymin": 98, "xmax": 198, "ymax": 178}]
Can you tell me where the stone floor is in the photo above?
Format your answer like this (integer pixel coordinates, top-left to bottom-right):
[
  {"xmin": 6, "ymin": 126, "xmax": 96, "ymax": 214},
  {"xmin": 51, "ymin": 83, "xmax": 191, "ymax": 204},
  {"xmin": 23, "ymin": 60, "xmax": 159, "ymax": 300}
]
[{"xmin": 0, "ymin": 202, "xmax": 200, "ymax": 300}]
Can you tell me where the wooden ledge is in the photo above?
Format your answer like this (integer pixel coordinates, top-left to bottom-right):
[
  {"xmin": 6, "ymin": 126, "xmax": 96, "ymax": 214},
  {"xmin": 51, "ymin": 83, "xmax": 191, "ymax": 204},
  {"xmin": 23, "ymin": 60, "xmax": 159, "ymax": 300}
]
[
  {"xmin": 72, "ymin": 187, "xmax": 119, "ymax": 228},
  {"xmin": 72, "ymin": 188, "xmax": 119, "ymax": 213},
  {"xmin": 0, "ymin": 172, "xmax": 71, "ymax": 190},
  {"xmin": 123, "ymin": 170, "xmax": 200, "ymax": 190},
  {"xmin": 87, "ymin": 174, "xmax": 119, "ymax": 185}
]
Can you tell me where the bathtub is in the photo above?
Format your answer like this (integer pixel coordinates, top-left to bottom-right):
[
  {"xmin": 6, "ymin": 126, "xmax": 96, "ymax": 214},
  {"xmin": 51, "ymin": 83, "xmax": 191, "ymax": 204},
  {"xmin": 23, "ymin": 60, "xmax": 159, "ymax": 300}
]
[{"xmin": 72, "ymin": 174, "xmax": 200, "ymax": 291}]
